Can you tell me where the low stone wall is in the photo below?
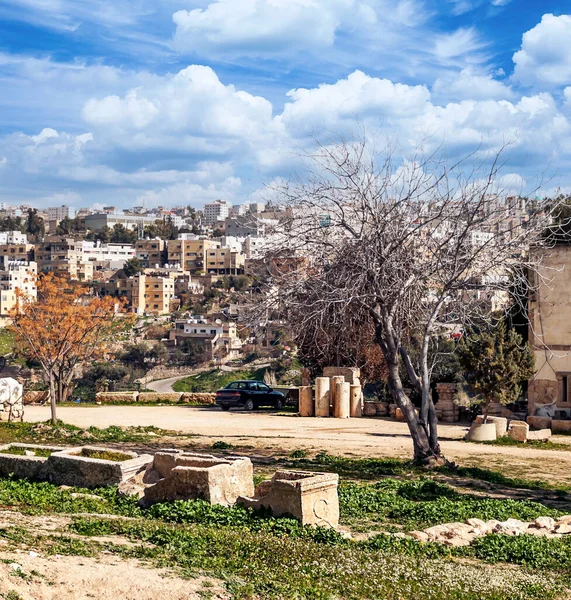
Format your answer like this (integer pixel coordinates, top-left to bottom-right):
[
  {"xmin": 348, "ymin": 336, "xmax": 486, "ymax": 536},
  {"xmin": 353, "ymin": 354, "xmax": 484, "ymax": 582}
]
[
  {"xmin": 138, "ymin": 392, "xmax": 183, "ymax": 404},
  {"xmin": 182, "ymin": 393, "xmax": 216, "ymax": 405},
  {"xmin": 0, "ymin": 444, "xmax": 67, "ymax": 480},
  {"xmin": 23, "ymin": 391, "xmax": 49, "ymax": 405},
  {"xmin": 96, "ymin": 392, "xmax": 138, "ymax": 403}
]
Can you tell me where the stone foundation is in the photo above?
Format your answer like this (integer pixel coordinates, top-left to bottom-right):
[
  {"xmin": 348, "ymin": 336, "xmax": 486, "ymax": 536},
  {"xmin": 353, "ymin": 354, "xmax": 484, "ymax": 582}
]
[
  {"xmin": 140, "ymin": 452, "xmax": 254, "ymax": 508},
  {"xmin": 434, "ymin": 383, "xmax": 459, "ymax": 423},
  {"xmin": 45, "ymin": 447, "xmax": 152, "ymax": 488},
  {"xmin": 0, "ymin": 444, "xmax": 152, "ymax": 488},
  {"xmin": 238, "ymin": 470, "xmax": 339, "ymax": 528}
]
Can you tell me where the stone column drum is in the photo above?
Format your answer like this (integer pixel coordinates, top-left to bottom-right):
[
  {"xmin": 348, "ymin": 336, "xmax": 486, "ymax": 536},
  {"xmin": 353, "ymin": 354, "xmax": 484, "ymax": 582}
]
[
  {"xmin": 299, "ymin": 386, "xmax": 314, "ymax": 417},
  {"xmin": 350, "ymin": 385, "xmax": 362, "ymax": 418},
  {"xmin": 330, "ymin": 376, "xmax": 345, "ymax": 416},
  {"xmin": 334, "ymin": 381, "xmax": 351, "ymax": 418},
  {"xmin": 315, "ymin": 378, "xmax": 331, "ymax": 417}
]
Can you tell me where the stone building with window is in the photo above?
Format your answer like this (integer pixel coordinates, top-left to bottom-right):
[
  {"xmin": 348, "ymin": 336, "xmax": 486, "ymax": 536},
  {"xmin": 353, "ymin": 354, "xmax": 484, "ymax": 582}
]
[{"xmin": 528, "ymin": 244, "xmax": 571, "ymax": 420}]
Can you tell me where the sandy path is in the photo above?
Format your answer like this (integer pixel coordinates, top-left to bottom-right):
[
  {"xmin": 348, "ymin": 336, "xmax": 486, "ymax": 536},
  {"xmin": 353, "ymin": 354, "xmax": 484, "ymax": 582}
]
[{"xmin": 24, "ymin": 405, "xmax": 571, "ymax": 484}]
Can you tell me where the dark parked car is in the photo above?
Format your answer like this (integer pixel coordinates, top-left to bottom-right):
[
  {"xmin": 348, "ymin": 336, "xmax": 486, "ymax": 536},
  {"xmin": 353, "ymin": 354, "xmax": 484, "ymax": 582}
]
[{"xmin": 215, "ymin": 380, "xmax": 286, "ymax": 411}]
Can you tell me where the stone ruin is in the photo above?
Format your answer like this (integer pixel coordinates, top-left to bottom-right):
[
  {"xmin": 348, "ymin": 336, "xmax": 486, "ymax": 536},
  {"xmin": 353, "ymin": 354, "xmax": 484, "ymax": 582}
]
[
  {"xmin": 138, "ymin": 451, "xmax": 255, "ymax": 508},
  {"xmin": 466, "ymin": 415, "xmax": 551, "ymax": 443},
  {"xmin": 0, "ymin": 443, "xmax": 152, "ymax": 488},
  {"xmin": 0, "ymin": 443, "xmax": 341, "ymax": 527},
  {"xmin": 129, "ymin": 451, "xmax": 340, "ymax": 527},
  {"xmin": 299, "ymin": 367, "xmax": 363, "ymax": 419},
  {"xmin": 238, "ymin": 470, "xmax": 340, "ymax": 528},
  {"xmin": 0, "ymin": 378, "xmax": 23, "ymax": 422},
  {"xmin": 410, "ymin": 515, "xmax": 571, "ymax": 547}
]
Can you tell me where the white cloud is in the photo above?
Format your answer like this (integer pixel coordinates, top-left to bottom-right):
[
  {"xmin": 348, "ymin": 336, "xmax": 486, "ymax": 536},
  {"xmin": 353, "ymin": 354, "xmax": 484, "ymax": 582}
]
[
  {"xmin": 432, "ymin": 68, "xmax": 514, "ymax": 102},
  {"xmin": 513, "ymin": 14, "xmax": 571, "ymax": 87},
  {"xmin": 82, "ymin": 65, "xmax": 276, "ymax": 143},
  {"xmin": 280, "ymin": 70, "xmax": 430, "ymax": 136},
  {"xmin": 172, "ymin": 0, "xmax": 426, "ymax": 56},
  {"xmin": 433, "ymin": 27, "xmax": 488, "ymax": 62}
]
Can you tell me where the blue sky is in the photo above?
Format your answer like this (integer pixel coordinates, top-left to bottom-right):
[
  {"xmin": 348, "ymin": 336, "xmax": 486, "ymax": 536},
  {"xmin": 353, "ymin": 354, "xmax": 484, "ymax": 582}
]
[{"xmin": 0, "ymin": 0, "xmax": 570, "ymax": 208}]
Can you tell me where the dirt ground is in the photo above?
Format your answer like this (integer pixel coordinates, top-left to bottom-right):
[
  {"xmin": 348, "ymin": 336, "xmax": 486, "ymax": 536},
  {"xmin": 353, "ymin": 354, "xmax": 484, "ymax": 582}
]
[
  {"xmin": 24, "ymin": 405, "xmax": 571, "ymax": 486},
  {"xmin": 0, "ymin": 511, "xmax": 226, "ymax": 600}
]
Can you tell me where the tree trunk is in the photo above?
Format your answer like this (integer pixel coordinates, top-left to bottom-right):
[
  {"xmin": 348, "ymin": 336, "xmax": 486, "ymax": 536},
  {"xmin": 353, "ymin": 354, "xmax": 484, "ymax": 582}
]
[
  {"xmin": 48, "ymin": 373, "xmax": 57, "ymax": 425},
  {"xmin": 385, "ymin": 358, "xmax": 437, "ymax": 464}
]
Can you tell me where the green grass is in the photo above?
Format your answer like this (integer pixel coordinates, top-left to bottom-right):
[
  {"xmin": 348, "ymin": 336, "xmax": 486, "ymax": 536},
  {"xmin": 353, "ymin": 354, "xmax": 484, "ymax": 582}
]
[
  {"xmin": 0, "ymin": 329, "xmax": 15, "ymax": 356},
  {"xmin": 0, "ymin": 421, "xmax": 189, "ymax": 446},
  {"xmin": 0, "ymin": 471, "xmax": 567, "ymax": 599},
  {"xmin": 74, "ymin": 448, "xmax": 133, "ymax": 462},
  {"xmin": 285, "ymin": 452, "xmax": 570, "ymax": 492},
  {"xmin": 470, "ymin": 438, "xmax": 571, "ymax": 451},
  {"xmin": 172, "ymin": 368, "xmax": 267, "ymax": 393},
  {"xmin": 0, "ymin": 446, "xmax": 53, "ymax": 458}
]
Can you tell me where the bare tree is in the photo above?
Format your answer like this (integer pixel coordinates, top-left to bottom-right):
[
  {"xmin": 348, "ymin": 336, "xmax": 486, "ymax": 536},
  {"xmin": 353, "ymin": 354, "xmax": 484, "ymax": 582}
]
[{"xmin": 257, "ymin": 137, "xmax": 559, "ymax": 465}]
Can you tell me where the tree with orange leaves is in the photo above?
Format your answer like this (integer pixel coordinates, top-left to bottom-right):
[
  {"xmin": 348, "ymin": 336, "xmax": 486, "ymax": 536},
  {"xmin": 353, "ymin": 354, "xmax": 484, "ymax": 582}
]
[{"xmin": 9, "ymin": 273, "xmax": 132, "ymax": 424}]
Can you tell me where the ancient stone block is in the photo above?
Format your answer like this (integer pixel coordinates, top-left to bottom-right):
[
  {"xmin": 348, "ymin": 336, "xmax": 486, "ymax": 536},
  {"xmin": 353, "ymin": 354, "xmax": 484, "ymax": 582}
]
[
  {"xmin": 323, "ymin": 367, "xmax": 361, "ymax": 385},
  {"xmin": 552, "ymin": 420, "xmax": 571, "ymax": 433},
  {"xmin": 526, "ymin": 429, "xmax": 552, "ymax": 441},
  {"xmin": 507, "ymin": 421, "xmax": 529, "ymax": 443},
  {"xmin": 526, "ymin": 416, "xmax": 553, "ymax": 430},
  {"xmin": 465, "ymin": 422, "xmax": 497, "ymax": 442},
  {"xmin": 350, "ymin": 385, "xmax": 362, "ymax": 418},
  {"xmin": 315, "ymin": 378, "xmax": 331, "ymax": 418},
  {"xmin": 299, "ymin": 386, "xmax": 314, "ymax": 417},
  {"xmin": 45, "ymin": 447, "xmax": 152, "ymax": 489},
  {"xmin": 363, "ymin": 402, "xmax": 377, "ymax": 417},
  {"xmin": 475, "ymin": 416, "xmax": 508, "ymax": 438},
  {"xmin": 238, "ymin": 470, "xmax": 339, "ymax": 528},
  {"xmin": 334, "ymin": 381, "xmax": 350, "ymax": 419},
  {"xmin": 141, "ymin": 452, "xmax": 254, "ymax": 508},
  {"xmin": 395, "ymin": 408, "xmax": 406, "ymax": 422},
  {"xmin": 0, "ymin": 444, "xmax": 70, "ymax": 480},
  {"xmin": 375, "ymin": 402, "xmax": 389, "ymax": 416},
  {"xmin": 329, "ymin": 376, "xmax": 345, "ymax": 415}
]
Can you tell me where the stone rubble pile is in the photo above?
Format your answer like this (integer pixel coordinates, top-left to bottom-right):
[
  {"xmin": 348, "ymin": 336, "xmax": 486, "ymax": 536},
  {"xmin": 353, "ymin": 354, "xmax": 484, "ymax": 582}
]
[{"xmin": 408, "ymin": 515, "xmax": 571, "ymax": 547}]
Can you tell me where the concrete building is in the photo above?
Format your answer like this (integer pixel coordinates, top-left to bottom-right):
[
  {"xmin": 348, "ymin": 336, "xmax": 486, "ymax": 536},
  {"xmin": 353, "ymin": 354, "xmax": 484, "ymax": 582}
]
[
  {"xmin": 529, "ymin": 244, "xmax": 571, "ymax": 418},
  {"xmin": 224, "ymin": 215, "xmax": 266, "ymax": 238},
  {"xmin": 171, "ymin": 316, "xmax": 243, "ymax": 360},
  {"xmin": 167, "ymin": 239, "xmax": 221, "ymax": 273},
  {"xmin": 205, "ymin": 247, "xmax": 245, "ymax": 275},
  {"xmin": 204, "ymin": 201, "xmax": 231, "ymax": 225},
  {"xmin": 132, "ymin": 272, "xmax": 177, "ymax": 316},
  {"xmin": 81, "ymin": 241, "xmax": 135, "ymax": 269},
  {"xmin": 135, "ymin": 239, "xmax": 166, "ymax": 268},
  {"xmin": 0, "ymin": 258, "xmax": 37, "ymax": 317},
  {"xmin": 35, "ymin": 237, "xmax": 94, "ymax": 281},
  {"xmin": 84, "ymin": 213, "xmax": 156, "ymax": 231},
  {"xmin": 0, "ymin": 231, "xmax": 27, "ymax": 245},
  {"xmin": 0, "ymin": 244, "xmax": 34, "ymax": 263},
  {"xmin": 47, "ymin": 205, "xmax": 76, "ymax": 222}
]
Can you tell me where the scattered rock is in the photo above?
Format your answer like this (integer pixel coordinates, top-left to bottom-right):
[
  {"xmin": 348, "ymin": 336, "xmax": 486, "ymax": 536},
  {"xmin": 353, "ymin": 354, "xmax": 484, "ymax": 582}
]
[
  {"xmin": 70, "ymin": 493, "xmax": 105, "ymax": 502},
  {"xmin": 9, "ymin": 563, "xmax": 22, "ymax": 572},
  {"xmin": 24, "ymin": 450, "xmax": 35, "ymax": 457},
  {"xmin": 409, "ymin": 531, "xmax": 429, "ymax": 542},
  {"xmin": 534, "ymin": 516, "xmax": 555, "ymax": 529},
  {"xmin": 554, "ymin": 523, "xmax": 571, "ymax": 534},
  {"xmin": 556, "ymin": 515, "xmax": 571, "ymax": 525}
]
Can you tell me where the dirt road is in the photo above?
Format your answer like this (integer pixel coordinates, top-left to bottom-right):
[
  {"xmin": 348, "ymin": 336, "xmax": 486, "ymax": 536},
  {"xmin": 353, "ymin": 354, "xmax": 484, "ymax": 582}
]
[{"xmin": 23, "ymin": 405, "xmax": 571, "ymax": 484}]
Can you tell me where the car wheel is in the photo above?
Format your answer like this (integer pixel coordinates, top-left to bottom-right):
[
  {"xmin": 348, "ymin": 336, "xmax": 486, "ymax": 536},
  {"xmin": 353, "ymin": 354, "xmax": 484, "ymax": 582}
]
[
  {"xmin": 244, "ymin": 398, "xmax": 254, "ymax": 411},
  {"xmin": 221, "ymin": 406, "xmax": 231, "ymax": 411},
  {"xmin": 274, "ymin": 398, "xmax": 284, "ymax": 410}
]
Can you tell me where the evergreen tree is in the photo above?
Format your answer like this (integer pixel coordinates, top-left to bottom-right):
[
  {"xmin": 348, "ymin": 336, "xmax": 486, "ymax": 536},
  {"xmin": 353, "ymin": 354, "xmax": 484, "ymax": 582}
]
[{"xmin": 457, "ymin": 320, "xmax": 535, "ymax": 421}]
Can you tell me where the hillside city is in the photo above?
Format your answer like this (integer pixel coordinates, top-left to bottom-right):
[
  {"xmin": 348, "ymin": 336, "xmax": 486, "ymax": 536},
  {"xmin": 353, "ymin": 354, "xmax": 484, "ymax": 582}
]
[{"xmin": 3, "ymin": 2, "xmax": 571, "ymax": 600}]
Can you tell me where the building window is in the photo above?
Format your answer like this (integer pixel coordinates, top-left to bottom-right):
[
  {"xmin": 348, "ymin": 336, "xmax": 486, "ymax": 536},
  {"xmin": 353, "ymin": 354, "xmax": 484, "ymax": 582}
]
[{"xmin": 558, "ymin": 374, "xmax": 571, "ymax": 406}]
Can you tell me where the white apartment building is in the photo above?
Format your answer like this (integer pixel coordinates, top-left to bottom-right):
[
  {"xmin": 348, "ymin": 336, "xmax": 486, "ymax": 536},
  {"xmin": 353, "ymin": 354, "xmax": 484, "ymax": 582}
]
[
  {"xmin": 0, "ymin": 231, "xmax": 27, "ymax": 245},
  {"xmin": 84, "ymin": 213, "xmax": 156, "ymax": 231},
  {"xmin": 204, "ymin": 200, "xmax": 231, "ymax": 225},
  {"xmin": 0, "ymin": 258, "xmax": 37, "ymax": 317},
  {"xmin": 47, "ymin": 205, "xmax": 76, "ymax": 222},
  {"xmin": 81, "ymin": 241, "xmax": 136, "ymax": 268}
]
